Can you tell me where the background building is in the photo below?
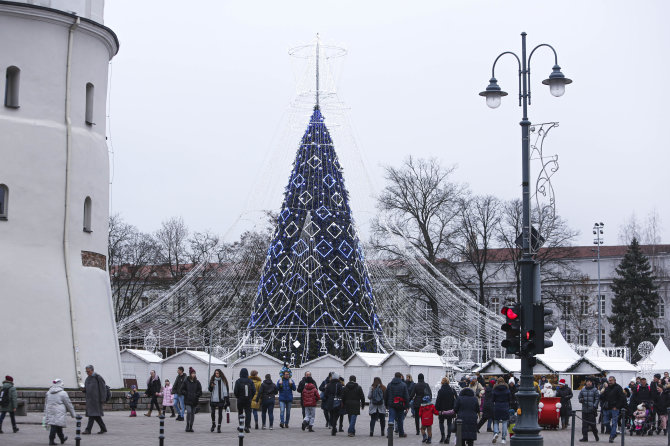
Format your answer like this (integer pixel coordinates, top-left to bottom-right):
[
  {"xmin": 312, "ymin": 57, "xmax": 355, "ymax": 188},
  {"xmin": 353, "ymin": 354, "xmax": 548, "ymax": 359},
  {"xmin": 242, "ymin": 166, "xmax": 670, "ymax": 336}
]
[{"xmin": 0, "ymin": 0, "xmax": 122, "ymax": 387}]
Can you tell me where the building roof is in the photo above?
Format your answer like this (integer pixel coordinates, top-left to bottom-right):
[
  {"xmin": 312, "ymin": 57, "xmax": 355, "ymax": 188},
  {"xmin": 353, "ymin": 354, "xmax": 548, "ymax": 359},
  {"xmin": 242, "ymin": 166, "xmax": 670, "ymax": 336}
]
[
  {"xmin": 230, "ymin": 351, "xmax": 284, "ymax": 367},
  {"xmin": 121, "ymin": 349, "xmax": 163, "ymax": 363},
  {"xmin": 301, "ymin": 354, "xmax": 345, "ymax": 368},
  {"xmin": 578, "ymin": 342, "xmax": 638, "ymax": 372},
  {"xmin": 536, "ymin": 329, "xmax": 581, "ymax": 372},
  {"xmin": 382, "ymin": 350, "xmax": 445, "ymax": 367},
  {"xmin": 343, "ymin": 352, "xmax": 389, "ymax": 367},
  {"xmin": 164, "ymin": 349, "xmax": 226, "ymax": 365},
  {"xmin": 646, "ymin": 337, "xmax": 670, "ymax": 371}
]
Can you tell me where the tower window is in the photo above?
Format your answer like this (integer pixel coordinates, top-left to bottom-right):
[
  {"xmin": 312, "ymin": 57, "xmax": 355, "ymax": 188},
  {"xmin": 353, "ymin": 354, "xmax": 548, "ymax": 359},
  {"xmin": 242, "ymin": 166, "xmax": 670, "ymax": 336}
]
[
  {"xmin": 85, "ymin": 83, "xmax": 94, "ymax": 125},
  {"xmin": 5, "ymin": 66, "xmax": 20, "ymax": 108},
  {"xmin": 83, "ymin": 196, "xmax": 92, "ymax": 232},
  {"xmin": 0, "ymin": 184, "xmax": 8, "ymax": 220}
]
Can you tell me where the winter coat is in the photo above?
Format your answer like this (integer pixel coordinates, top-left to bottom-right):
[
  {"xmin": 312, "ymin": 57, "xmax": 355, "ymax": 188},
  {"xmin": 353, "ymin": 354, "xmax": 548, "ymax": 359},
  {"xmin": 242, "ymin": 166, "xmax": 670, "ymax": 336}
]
[
  {"xmin": 578, "ymin": 385, "xmax": 600, "ymax": 414},
  {"xmin": 555, "ymin": 386, "xmax": 573, "ymax": 415},
  {"xmin": 406, "ymin": 380, "xmax": 416, "ymax": 403},
  {"xmin": 601, "ymin": 383, "xmax": 626, "ymax": 410},
  {"xmin": 435, "ymin": 384, "xmax": 456, "ymax": 412},
  {"xmin": 208, "ymin": 377, "xmax": 230, "ymax": 406},
  {"xmin": 368, "ymin": 385, "xmax": 386, "ymax": 414},
  {"xmin": 469, "ymin": 381, "xmax": 484, "ymax": 404},
  {"xmin": 160, "ymin": 384, "xmax": 174, "ymax": 406},
  {"xmin": 171, "ymin": 373, "xmax": 186, "ymax": 396},
  {"xmin": 250, "ymin": 376, "xmax": 262, "ymax": 410},
  {"xmin": 297, "ymin": 376, "xmax": 316, "ymax": 395},
  {"xmin": 480, "ymin": 385, "xmax": 494, "ymax": 418},
  {"xmin": 319, "ymin": 378, "xmax": 330, "ymax": 406},
  {"xmin": 301, "ymin": 382, "xmax": 320, "ymax": 407},
  {"xmin": 631, "ymin": 384, "xmax": 653, "ymax": 404},
  {"xmin": 181, "ymin": 377, "xmax": 202, "ymax": 407},
  {"xmin": 276, "ymin": 377, "xmax": 296, "ymax": 403},
  {"xmin": 1, "ymin": 381, "xmax": 18, "ymax": 412},
  {"xmin": 324, "ymin": 380, "xmax": 343, "ymax": 411},
  {"xmin": 491, "ymin": 383, "xmax": 511, "ymax": 421},
  {"xmin": 234, "ymin": 368, "xmax": 256, "ymax": 408},
  {"xmin": 145, "ymin": 375, "xmax": 161, "ymax": 396},
  {"xmin": 410, "ymin": 379, "xmax": 432, "ymax": 409},
  {"xmin": 44, "ymin": 385, "xmax": 76, "ymax": 427},
  {"xmin": 255, "ymin": 379, "xmax": 277, "ymax": 404},
  {"xmin": 127, "ymin": 391, "xmax": 140, "ymax": 409},
  {"xmin": 84, "ymin": 373, "xmax": 107, "ymax": 417},
  {"xmin": 385, "ymin": 377, "xmax": 410, "ymax": 410},
  {"xmin": 454, "ymin": 387, "xmax": 479, "ymax": 441},
  {"xmin": 341, "ymin": 381, "xmax": 365, "ymax": 415},
  {"xmin": 419, "ymin": 403, "xmax": 439, "ymax": 426}
]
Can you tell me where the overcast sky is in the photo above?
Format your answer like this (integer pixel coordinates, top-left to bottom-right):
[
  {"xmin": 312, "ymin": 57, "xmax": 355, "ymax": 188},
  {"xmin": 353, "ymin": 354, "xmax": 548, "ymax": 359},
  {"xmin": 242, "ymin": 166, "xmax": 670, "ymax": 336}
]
[{"xmin": 104, "ymin": 0, "xmax": 669, "ymax": 247}]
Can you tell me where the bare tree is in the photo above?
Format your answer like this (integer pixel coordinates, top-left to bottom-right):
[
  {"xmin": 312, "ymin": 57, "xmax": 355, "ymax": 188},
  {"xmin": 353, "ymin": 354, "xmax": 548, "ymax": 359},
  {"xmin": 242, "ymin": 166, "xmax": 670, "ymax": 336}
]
[
  {"xmin": 189, "ymin": 230, "xmax": 221, "ymax": 265},
  {"xmin": 155, "ymin": 216, "xmax": 190, "ymax": 281}
]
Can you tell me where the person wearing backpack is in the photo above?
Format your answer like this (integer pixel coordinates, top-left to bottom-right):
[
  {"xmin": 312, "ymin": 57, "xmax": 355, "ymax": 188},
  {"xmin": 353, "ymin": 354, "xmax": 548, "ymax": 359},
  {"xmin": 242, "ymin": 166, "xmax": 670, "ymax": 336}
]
[
  {"xmin": 368, "ymin": 377, "xmax": 386, "ymax": 437},
  {"xmin": 325, "ymin": 372, "xmax": 344, "ymax": 436},
  {"xmin": 386, "ymin": 372, "xmax": 410, "ymax": 438},
  {"xmin": 82, "ymin": 365, "xmax": 108, "ymax": 435},
  {"xmin": 234, "ymin": 368, "xmax": 256, "ymax": 433},
  {"xmin": 0, "ymin": 375, "xmax": 19, "ymax": 433},
  {"xmin": 410, "ymin": 373, "xmax": 433, "ymax": 435},
  {"xmin": 255, "ymin": 374, "xmax": 277, "ymax": 430}
]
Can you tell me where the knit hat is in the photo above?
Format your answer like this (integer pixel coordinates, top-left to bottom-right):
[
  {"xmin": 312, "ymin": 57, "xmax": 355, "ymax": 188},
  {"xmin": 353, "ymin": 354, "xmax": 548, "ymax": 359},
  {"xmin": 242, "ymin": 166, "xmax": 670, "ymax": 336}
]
[
  {"xmin": 131, "ymin": 384, "xmax": 137, "ymax": 390},
  {"xmin": 52, "ymin": 378, "xmax": 63, "ymax": 386},
  {"xmin": 418, "ymin": 373, "xmax": 424, "ymax": 381},
  {"xmin": 422, "ymin": 395, "xmax": 431, "ymax": 404},
  {"xmin": 637, "ymin": 404, "xmax": 644, "ymax": 410},
  {"xmin": 508, "ymin": 378, "xmax": 515, "ymax": 385},
  {"xmin": 5, "ymin": 375, "xmax": 13, "ymax": 382},
  {"xmin": 490, "ymin": 379, "xmax": 496, "ymax": 385},
  {"xmin": 558, "ymin": 379, "xmax": 566, "ymax": 385},
  {"xmin": 331, "ymin": 372, "xmax": 339, "ymax": 380},
  {"xmin": 189, "ymin": 367, "xmax": 196, "ymax": 375}
]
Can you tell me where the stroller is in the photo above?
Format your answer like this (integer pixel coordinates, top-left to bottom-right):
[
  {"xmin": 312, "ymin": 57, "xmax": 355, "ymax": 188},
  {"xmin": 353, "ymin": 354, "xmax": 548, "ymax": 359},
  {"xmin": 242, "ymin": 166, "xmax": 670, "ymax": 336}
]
[{"xmin": 630, "ymin": 403, "xmax": 654, "ymax": 436}]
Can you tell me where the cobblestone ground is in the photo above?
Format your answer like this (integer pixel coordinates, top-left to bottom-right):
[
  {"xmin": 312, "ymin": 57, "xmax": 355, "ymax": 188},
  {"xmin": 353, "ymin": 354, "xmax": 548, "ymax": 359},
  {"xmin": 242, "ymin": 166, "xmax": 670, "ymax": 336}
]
[{"xmin": 5, "ymin": 410, "xmax": 669, "ymax": 446}]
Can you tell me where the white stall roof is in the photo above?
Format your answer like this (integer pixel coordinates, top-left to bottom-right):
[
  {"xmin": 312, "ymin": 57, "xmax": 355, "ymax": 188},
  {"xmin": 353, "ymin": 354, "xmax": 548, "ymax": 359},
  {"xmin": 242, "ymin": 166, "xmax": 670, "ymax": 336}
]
[
  {"xmin": 168, "ymin": 349, "xmax": 226, "ymax": 365},
  {"xmin": 382, "ymin": 350, "xmax": 444, "ymax": 367},
  {"xmin": 343, "ymin": 352, "xmax": 388, "ymax": 367},
  {"xmin": 121, "ymin": 349, "xmax": 163, "ymax": 363},
  {"xmin": 647, "ymin": 338, "xmax": 670, "ymax": 371},
  {"xmin": 301, "ymin": 354, "xmax": 344, "ymax": 368},
  {"xmin": 578, "ymin": 342, "xmax": 638, "ymax": 372},
  {"xmin": 231, "ymin": 352, "xmax": 284, "ymax": 368},
  {"xmin": 475, "ymin": 358, "xmax": 521, "ymax": 374},
  {"xmin": 536, "ymin": 329, "xmax": 581, "ymax": 372}
]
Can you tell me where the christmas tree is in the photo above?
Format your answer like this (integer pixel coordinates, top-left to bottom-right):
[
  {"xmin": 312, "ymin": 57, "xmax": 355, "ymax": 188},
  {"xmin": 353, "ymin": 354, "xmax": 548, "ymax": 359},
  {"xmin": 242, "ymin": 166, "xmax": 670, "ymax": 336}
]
[
  {"xmin": 248, "ymin": 105, "xmax": 384, "ymax": 364},
  {"xmin": 608, "ymin": 237, "xmax": 660, "ymax": 356}
]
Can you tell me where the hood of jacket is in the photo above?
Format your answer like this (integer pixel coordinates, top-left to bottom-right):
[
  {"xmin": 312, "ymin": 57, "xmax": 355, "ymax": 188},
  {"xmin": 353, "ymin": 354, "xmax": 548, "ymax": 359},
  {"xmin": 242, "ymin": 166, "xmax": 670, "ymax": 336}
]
[
  {"xmin": 263, "ymin": 378, "xmax": 274, "ymax": 385},
  {"xmin": 305, "ymin": 382, "xmax": 316, "ymax": 391},
  {"xmin": 345, "ymin": 381, "xmax": 358, "ymax": 390},
  {"xmin": 251, "ymin": 375, "xmax": 261, "ymax": 384},
  {"xmin": 390, "ymin": 377, "xmax": 404, "ymax": 386},
  {"xmin": 493, "ymin": 383, "xmax": 509, "ymax": 391},
  {"xmin": 49, "ymin": 385, "xmax": 64, "ymax": 394},
  {"xmin": 460, "ymin": 387, "xmax": 475, "ymax": 397},
  {"xmin": 303, "ymin": 376, "xmax": 316, "ymax": 386},
  {"xmin": 239, "ymin": 368, "xmax": 249, "ymax": 379},
  {"xmin": 2, "ymin": 381, "xmax": 13, "ymax": 388}
]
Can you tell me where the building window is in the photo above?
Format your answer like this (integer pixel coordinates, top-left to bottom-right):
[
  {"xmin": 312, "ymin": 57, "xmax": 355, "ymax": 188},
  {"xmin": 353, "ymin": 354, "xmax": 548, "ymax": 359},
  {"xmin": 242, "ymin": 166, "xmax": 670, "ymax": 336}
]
[
  {"xmin": 0, "ymin": 184, "xmax": 8, "ymax": 219},
  {"xmin": 578, "ymin": 329, "xmax": 588, "ymax": 345},
  {"xmin": 653, "ymin": 328, "xmax": 665, "ymax": 340},
  {"xmin": 565, "ymin": 328, "xmax": 572, "ymax": 343},
  {"xmin": 83, "ymin": 196, "xmax": 92, "ymax": 232},
  {"xmin": 660, "ymin": 299, "xmax": 665, "ymax": 318},
  {"xmin": 85, "ymin": 83, "xmax": 94, "ymax": 125},
  {"xmin": 5, "ymin": 66, "xmax": 20, "ymax": 108},
  {"xmin": 490, "ymin": 296, "xmax": 500, "ymax": 314},
  {"xmin": 600, "ymin": 328, "xmax": 606, "ymax": 346},
  {"xmin": 599, "ymin": 295, "xmax": 606, "ymax": 315},
  {"xmin": 580, "ymin": 296, "xmax": 590, "ymax": 316},
  {"xmin": 562, "ymin": 295, "xmax": 573, "ymax": 316}
]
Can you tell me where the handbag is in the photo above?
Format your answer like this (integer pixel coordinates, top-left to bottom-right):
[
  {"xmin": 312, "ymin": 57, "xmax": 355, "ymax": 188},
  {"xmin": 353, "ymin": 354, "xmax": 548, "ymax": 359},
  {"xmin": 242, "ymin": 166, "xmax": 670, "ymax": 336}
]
[{"xmin": 442, "ymin": 409, "xmax": 455, "ymax": 417}]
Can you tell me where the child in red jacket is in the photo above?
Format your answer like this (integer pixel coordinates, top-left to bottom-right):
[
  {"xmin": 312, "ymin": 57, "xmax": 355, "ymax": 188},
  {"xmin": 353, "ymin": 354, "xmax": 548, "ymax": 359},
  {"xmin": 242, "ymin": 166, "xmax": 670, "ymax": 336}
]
[
  {"xmin": 419, "ymin": 395, "xmax": 439, "ymax": 444},
  {"xmin": 301, "ymin": 381, "xmax": 320, "ymax": 432}
]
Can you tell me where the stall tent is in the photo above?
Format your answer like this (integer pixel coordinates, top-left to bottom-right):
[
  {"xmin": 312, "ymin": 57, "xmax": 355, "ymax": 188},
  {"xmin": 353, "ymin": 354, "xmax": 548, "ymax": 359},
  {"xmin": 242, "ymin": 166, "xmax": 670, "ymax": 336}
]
[
  {"xmin": 380, "ymin": 351, "xmax": 445, "ymax": 391},
  {"xmin": 536, "ymin": 329, "xmax": 581, "ymax": 376},
  {"xmin": 161, "ymin": 350, "xmax": 227, "ymax": 382},
  {"xmin": 119, "ymin": 349, "xmax": 163, "ymax": 389},
  {"xmin": 644, "ymin": 337, "xmax": 670, "ymax": 378},
  {"xmin": 566, "ymin": 342, "xmax": 638, "ymax": 386},
  {"xmin": 300, "ymin": 354, "xmax": 345, "ymax": 384},
  {"xmin": 229, "ymin": 352, "xmax": 285, "ymax": 382},
  {"xmin": 343, "ymin": 352, "xmax": 388, "ymax": 393}
]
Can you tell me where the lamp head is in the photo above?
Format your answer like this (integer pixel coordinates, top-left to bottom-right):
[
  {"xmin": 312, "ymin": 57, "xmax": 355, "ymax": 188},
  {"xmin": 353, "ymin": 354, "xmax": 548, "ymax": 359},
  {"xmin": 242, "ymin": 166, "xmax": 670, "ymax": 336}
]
[
  {"xmin": 542, "ymin": 65, "xmax": 572, "ymax": 97},
  {"xmin": 479, "ymin": 77, "xmax": 508, "ymax": 108}
]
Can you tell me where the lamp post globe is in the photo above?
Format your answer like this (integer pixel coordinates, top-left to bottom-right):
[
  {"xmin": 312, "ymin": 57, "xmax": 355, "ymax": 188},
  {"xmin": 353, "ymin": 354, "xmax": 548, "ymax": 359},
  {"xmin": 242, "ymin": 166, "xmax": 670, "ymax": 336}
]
[
  {"xmin": 479, "ymin": 77, "xmax": 508, "ymax": 108},
  {"xmin": 542, "ymin": 64, "xmax": 572, "ymax": 97}
]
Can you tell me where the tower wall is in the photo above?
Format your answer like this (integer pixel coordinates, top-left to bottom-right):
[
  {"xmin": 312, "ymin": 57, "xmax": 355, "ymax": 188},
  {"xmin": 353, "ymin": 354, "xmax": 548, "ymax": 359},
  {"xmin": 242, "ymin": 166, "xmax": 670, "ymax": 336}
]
[{"xmin": 0, "ymin": 1, "xmax": 121, "ymax": 387}]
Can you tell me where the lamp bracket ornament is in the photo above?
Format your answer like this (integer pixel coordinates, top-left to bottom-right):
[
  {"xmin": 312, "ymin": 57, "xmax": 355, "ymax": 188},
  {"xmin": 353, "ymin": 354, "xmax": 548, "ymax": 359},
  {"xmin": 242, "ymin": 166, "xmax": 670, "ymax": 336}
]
[{"xmin": 529, "ymin": 122, "xmax": 560, "ymax": 222}]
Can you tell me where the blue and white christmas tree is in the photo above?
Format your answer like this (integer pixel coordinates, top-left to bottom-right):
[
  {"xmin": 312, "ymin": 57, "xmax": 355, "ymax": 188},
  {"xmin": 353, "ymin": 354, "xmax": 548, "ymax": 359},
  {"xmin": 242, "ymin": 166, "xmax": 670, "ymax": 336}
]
[{"xmin": 248, "ymin": 104, "xmax": 384, "ymax": 363}]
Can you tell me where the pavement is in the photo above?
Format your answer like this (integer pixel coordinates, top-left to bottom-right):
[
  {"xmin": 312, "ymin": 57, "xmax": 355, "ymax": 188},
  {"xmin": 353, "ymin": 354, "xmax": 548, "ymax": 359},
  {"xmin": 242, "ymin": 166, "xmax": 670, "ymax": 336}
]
[{"xmin": 3, "ymin": 409, "xmax": 669, "ymax": 446}]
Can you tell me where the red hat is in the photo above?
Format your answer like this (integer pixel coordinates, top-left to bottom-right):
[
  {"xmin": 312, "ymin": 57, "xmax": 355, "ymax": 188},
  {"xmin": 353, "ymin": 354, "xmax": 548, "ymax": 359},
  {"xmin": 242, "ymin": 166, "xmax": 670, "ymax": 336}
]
[
  {"xmin": 490, "ymin": 379, "xmax": 496, "ymax": 385},
  {"xmin": 5, "ymin": 375, "xmax": 13, "ymax": 382},
  {"xmin": 558, "ymin": 379, "xmax": 566, "ymax": 385},
  {"xmin": 189, "ymin": 367, "xmax": 196, "ymax": 375}
]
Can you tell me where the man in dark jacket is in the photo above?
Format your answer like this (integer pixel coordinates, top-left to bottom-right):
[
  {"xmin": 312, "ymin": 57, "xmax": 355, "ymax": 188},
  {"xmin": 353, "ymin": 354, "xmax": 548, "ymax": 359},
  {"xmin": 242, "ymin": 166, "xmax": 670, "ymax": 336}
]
[
  {"xmin": 319, "ymin": 373, "xmax": 332, "ymax": 428},
  {"xmin": 386, "ymin": 372, "xmax": 409, "ymax": 438},
  {"xmin": 341, "ymin": 376, "xmax": 365, "ymax": 436},
  {"xmin": 602, "ymin": 376, "xmax": 626, "ymax": 441},
  {"xmin": 410, "ymin": 373, "xmax": 433, "ymax": 435},
  {"xmin": 82, "ymin": 365, "xmax": 107, "ymax": 435},
  {"xmin": 435, "ymin": 377, "xmax": 456, "ymax": 444},
  {"xmin": 578, "ymin": 378, "xmax": 600, "ymax": 442},
  {"xmin": 325, "ymin": 373, "xmax": 344, "ymax": 436},
  {"xmin": 172, "ymin": 367, "xmax": 186, "ymax": 421},
  {"xmin": 234, "ymin": 368, "xmax": 256, "ymax": 432}
]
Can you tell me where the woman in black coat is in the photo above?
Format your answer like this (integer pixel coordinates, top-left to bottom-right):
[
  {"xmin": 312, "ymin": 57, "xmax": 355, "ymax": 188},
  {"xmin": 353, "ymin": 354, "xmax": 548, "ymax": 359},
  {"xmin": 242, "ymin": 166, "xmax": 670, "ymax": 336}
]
[
  {"xmin": 555, "ymin": 380, "xmax": 573, "ymax": 429},
  {"xmin": 435, "ymin": 377, "xmax": 457, "ymax": 444},
  {"xmin": 455, "ymin": 387, "xmax": 479, "ymax": 446},
  {"xmin": 491, "ymin": 378, "xmax": 511, "ymax": 443},
  {"xmin": 477, "ymin": 380, "xmax": 494, "ymax": 432}
]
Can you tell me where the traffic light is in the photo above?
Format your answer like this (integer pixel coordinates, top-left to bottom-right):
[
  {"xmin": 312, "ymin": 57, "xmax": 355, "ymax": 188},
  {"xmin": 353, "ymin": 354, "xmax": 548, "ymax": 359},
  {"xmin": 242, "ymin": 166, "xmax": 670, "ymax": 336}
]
[
  {"xmin": 500, "ymin": 304, "xmax": 522, "ymax": 355},
  {"xmin": 523, "ymin": 303, "xmax": 555, "ymax": 356}
]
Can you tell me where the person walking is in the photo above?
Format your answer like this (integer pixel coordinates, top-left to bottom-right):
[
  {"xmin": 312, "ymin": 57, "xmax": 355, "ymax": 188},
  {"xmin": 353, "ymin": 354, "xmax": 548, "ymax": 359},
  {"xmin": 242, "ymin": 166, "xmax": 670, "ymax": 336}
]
[
  {"xmin": 297, "ymin": 371, "xmax": 315, "ymax": 419},
  {"xmin": 410, "ymin": 373, "xmax": 433, "ymax": 435},
  {"xmin": 491, "ymin": 377, "xmax": 511, "ymax": 444},
  {"xmin": 454, "ymin": 386, "xmax": 479, "ymax": 446},
  {"xmin": 126, "ymin": 385, "xmax": 139, "ymax": 417},
  {"xmin": 255, "ymin": 374, "xmax": 277, "ymax": 430},
  {"xmin": 435, "ymin": 377, "xmax": 456, "ymax": 444},
  {"xmin": 277, "ymin": 369, "xmax": 296, "ymax": 428},
  {"xmin": 82, "ymin": 365, "xmax": 107, "ymax": 435},
  {"xmin": 477, "ymin": 379, "xmax": 494, "ymax": 433},
  {"xmin": 578, "ymin": 377, "xmax": 600, "ymax": 442},
  {"xmin": 172, "ymin": 366, "xmax": 186, "ymax": 421},
  {"xmin": 405, "ymin": 374, "xmax": 416, "ymax": 431},
  {"xmin": 300, "ymin": 376, "xmax": 320, "ymax": 432},
  {"xmin": 419, "ymin": 395, "xmax": 439, "ymax": 444},
  {"xmin": 342, "ymin": 375, "xmax": 365, "ymax": 437},
  {"xmin": 601, "ymin": 376, "xmax": 625, "ymax": 442},
  {"xmin": 657, "ymin": 383, "xmax": 670, "ymax": 435},
  {"xmin": 386, "ymin": 372, "xmax": 410, "ymax": 438},
  {"xmin": 181, "ymin": 367, "xmax": 202, "ymax": 433},
  {"xmin": 325, "ymin": 372, "xmax": 344, "ymax": 436},
  {"xmin": 555, "ymin": 379, "xmax": 573, "ymax": 429},
  {"xmin": 319, "ymin": 372, "xmax": 333, "ymax": 428},
  {"xmin": 0, "ymin": 375, "xmax": 19, "ymax": 434},
  {"xmin": 160, "ymin": 379, "xmax": 175, "ymax": 417},
  {"xmin": 250, "ymin": 370, "xmax": 262, "ymax": 429},
  {"xmin": 44, "ymin": 378, "xmax": 76, "ymax": 445},
  {"xmin": 368, "ymin": 377, "xmax": 387, "ymax": 437},
  {"xmin": 208, "ymin": 369, "xmax": 230, "ymax": 433},
  {"xmin": 234, "ymin": 368, "xmax": 256, "ymax": 433},
  {"xmin": 144, "ymin": 370, "xmax": 161, "ymax": 417}
]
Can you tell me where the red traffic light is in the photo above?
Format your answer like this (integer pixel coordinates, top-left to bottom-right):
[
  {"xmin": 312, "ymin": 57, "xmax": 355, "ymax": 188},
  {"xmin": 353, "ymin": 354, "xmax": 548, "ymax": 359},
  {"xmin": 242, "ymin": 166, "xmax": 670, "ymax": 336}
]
[{"xmin": 501, "ymin": 306, "xmax": 519, "ymax": 320}]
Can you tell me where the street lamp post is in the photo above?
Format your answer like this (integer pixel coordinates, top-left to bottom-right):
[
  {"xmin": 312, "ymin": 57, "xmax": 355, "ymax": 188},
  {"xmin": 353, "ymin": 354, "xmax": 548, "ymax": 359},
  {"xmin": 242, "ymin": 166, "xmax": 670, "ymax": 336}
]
[
  {"xmin": 479, "ymin": 32, "xmax": 571, "ymax": 446},
  {"xmin": 593, "ymin": 222, "xmax": 604, "ymax": 346}
]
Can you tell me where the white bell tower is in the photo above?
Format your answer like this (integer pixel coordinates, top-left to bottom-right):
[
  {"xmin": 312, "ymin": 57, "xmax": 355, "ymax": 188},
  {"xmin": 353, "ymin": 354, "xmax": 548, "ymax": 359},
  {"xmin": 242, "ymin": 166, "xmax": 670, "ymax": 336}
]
[{"xmin": 0, "ymin": 0, "xmax": 122, "ymax": 387}]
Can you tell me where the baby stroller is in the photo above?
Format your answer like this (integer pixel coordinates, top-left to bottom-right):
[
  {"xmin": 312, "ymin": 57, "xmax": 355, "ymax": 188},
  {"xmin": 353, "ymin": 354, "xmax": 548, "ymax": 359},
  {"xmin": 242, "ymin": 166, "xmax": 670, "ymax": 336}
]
[{"xmin": 630, "ymin": 403, "xmax": 654, "ymax": 436}]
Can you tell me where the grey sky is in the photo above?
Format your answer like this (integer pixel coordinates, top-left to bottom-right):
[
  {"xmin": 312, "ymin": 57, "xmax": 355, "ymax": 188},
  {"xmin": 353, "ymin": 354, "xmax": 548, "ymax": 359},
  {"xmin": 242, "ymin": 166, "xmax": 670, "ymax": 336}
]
[{"xmin": 104, "ymin": 0, "xmax": 669, "ymax": 247}]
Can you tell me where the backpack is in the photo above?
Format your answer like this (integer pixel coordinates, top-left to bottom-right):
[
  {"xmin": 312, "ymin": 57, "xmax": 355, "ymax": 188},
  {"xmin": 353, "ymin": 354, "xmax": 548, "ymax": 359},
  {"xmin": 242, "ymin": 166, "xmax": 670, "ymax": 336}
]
[
  {"xmin": 330, "ymin": 383, "xmax": 343, "ymax": 409},
  {"xmin": 371, "ymin": 386, "xmax": 384, "ymax": 405},
  {"xmin": 0, "ymin": 387, "xmax": 9, "ymax": 406},
  {"xmin": 392, "ymin": 396, "xmax": 406, "ymax": 410}
]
